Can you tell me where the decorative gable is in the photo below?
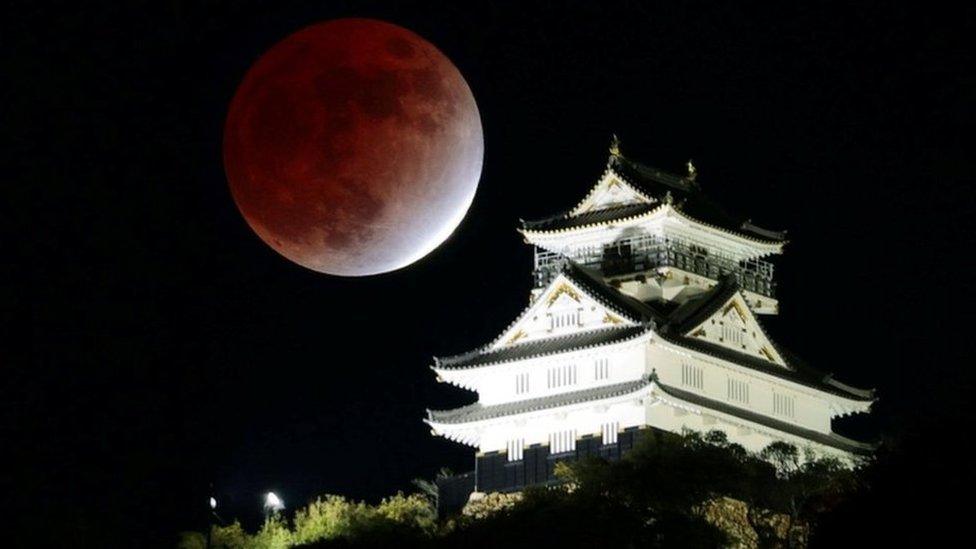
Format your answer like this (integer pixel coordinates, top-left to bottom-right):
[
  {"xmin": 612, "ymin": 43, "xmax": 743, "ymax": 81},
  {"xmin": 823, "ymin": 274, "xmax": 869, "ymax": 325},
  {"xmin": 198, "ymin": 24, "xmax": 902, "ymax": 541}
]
[
  {"xmin": 569, "ymin": 170, "xmax": 655, "ymax": 216},
  {"xmin": 492, "ymin": 274, "xmax": 637, "ymax": 350},
  {"xmin": 686, "ymin": 292, "xmax": 787, "ymax": 367}
]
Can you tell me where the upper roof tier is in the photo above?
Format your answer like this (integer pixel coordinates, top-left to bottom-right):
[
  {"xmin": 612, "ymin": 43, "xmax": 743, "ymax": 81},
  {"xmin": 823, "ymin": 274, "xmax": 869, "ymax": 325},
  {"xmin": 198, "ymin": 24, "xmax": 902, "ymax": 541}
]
[
  {"xmin": 520, "ymin": 144, "xmax": 787, "ymax": 244},
  {"xmin": 433, "ymin": 261, "xmax": 875, "ymax": 403}
]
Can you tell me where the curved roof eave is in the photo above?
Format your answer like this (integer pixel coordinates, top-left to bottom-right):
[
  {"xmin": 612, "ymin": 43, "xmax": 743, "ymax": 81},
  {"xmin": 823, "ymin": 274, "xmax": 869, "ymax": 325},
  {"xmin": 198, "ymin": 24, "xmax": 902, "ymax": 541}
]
[{"xmin": 520, "ymin": 204, "xmax": 786, "ymax": 251}]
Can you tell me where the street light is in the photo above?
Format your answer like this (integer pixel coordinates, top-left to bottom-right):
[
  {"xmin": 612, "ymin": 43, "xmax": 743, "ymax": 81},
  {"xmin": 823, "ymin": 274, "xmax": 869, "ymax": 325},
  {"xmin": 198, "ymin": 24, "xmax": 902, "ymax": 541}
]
[
  {"xmin": 264, "ymin": 491, "xmax": 285, "ymax": 520},
  {"xmin": 206, "ymin": 495, "xmax": 218, "ymax": 549}
]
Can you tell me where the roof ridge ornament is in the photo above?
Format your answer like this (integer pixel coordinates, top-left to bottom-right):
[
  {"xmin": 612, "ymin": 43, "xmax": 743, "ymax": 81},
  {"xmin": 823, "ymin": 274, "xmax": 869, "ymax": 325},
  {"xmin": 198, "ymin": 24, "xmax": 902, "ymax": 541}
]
[
  {"xmin": 686, "ymin": 159, "xmax": 697, "ymax": 182},
  {"xmin": 609, "ymin": 134, "xmax": 623, "ymax": 158}
]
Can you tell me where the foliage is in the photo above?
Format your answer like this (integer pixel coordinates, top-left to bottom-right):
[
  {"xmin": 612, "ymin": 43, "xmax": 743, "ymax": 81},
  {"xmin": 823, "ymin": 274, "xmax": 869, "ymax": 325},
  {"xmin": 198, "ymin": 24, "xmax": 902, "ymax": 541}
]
[
  {"xmin": 180, "ymin": 493, "xmax": 437, "ymax": 549},
  {"xmin": 250, "ymin": 516, "xmax": 294, "ymax": 549},
  {"xmin": 746, "ymin": 442, "xmax": 860, "ymax": 547},
  {"xmin": 411, "ymin": 467, "xmax": 454, "ymax": 510},
  {"xmin": 207, "ymin": 521, "xmax": 253, "ymax": 549},
  {"xmin": 374, "ymin": 492, "xmax": 437, "ymax": 533},
  {"xmin": 292, "ymin": 496, "xmax": 363, "ymax": 544},
  {"xmin": 180, "ymin": 431, "xmax": 863, "ymax": 549}
]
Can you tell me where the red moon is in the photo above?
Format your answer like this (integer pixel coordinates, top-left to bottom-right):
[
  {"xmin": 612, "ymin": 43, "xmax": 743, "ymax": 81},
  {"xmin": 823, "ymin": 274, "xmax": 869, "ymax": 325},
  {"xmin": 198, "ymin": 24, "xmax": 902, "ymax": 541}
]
[{"xmin": 223, "ymin": 19, "xmax": 483, "ymax": 276}]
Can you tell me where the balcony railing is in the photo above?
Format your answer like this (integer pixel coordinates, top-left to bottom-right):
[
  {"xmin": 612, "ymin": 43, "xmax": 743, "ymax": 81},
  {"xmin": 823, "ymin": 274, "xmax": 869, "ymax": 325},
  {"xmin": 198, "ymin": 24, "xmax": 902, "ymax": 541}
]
[{"xmin": 533, "ymin": 235, "xmax": 776, "ymax": 297}]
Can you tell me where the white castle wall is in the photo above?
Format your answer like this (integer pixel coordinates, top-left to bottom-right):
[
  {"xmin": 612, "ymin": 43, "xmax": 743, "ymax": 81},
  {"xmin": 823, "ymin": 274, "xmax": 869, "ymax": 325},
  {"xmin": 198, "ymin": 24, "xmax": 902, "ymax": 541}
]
[
  {"xmin": 647, "ymin": 340, "xmax": 832, "ymax": 433},
  {"xmin": 476, "ymin": 340, "xmax": 647, "ymax": 406}
]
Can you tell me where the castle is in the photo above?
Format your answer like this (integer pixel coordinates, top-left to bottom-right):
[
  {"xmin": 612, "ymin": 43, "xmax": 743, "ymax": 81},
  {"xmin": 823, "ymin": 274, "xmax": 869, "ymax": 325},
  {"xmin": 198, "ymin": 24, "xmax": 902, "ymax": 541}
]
[{"xmin": 426, "ymin": 138, "xmax": 874, "ymax": 507}]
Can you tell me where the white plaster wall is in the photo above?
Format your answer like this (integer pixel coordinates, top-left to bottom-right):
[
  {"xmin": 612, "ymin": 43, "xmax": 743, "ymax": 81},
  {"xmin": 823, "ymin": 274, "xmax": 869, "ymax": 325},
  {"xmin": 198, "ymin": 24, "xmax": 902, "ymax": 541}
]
[
  {"xmin": 644, "ymin": 400, "xmax": 854, "ymax": 463},
  {"xmin": 479, "ymin": 397, "xmax": 646, "ymax": 453},
  {"xmin": 646, "ymin": 340, "xmax": 833, "ymax": 433},
  {"xmin": 474, "ymin": 339, "xmax": 648, "ymax": 406}
]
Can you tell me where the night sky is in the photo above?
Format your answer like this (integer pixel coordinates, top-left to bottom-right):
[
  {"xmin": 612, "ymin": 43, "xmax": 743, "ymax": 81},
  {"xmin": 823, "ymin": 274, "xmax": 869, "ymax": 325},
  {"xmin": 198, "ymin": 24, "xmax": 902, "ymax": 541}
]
[{"xmin": 12, "ymin": 1, "xmax": 975, "ymax": 546}]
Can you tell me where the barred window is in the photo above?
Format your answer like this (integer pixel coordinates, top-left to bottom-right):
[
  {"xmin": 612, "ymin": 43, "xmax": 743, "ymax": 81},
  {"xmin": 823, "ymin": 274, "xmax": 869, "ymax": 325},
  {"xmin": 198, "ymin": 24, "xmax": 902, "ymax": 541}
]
[
  {"xmin": 681, "ymin": 363, "xmax": 703, "ymax": 389},
  {"xmin": 721, "ymin": 325, "xmax": 745, "ymax": 345},
  {"xmin": 547, "ymin": 364, "xmax": 578, "ymax": 389},
  {"xmin": 601, "ymin": 422, "xmax": 619, "ymax": 445},
  {"xmin": 507, "ymin": 438, "xmax": 524, "ymax": 461},
  {"xmin": 515, "ymin": 373, "xmax": 530, "ymax": 395},
  {"xmin": 594, "ymin": 357, "xmax": 610, "ymax": 380},
  {"xmin": 727, "ymin": 377, "xmax": 750, "ymax": 404},
  {"xmin": 773, "ymin": 393, "xmax": 796, "ymax": 418},
  {"xmin": 549, "ymin": 430, "xmax": 577, "ymax": 454},
  {"xmin": 549, "ymin": 309, "xmax": 581, "ymax": 330}
]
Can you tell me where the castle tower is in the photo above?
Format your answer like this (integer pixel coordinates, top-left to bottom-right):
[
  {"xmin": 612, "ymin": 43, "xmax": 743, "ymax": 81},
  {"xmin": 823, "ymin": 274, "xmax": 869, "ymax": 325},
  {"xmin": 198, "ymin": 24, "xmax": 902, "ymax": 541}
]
[{"xmin": 426, "ymin": 139, "xmax": 874, "ymax": 500}]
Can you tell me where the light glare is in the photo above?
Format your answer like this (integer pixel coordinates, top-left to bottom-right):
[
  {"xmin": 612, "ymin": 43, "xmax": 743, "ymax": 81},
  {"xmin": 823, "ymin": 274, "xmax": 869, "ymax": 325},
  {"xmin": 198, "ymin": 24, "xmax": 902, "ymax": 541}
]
[{"xmin": 264, "ymin": 491, "xmax": 284, "ymax": 511}]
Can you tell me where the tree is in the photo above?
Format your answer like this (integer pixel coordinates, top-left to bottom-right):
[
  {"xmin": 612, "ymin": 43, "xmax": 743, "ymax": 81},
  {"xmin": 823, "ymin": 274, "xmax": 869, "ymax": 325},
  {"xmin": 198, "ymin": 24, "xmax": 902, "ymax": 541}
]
[
  {"xmin": 179, "ymin": 431, "xmax": 863, "ymax": 548},
  {"xmin": 411, "ymin": 467, "xmax": 455, "ymax": 513},
  {"xmin": 748, "ymin": 443, "xmax": 861, "ymax": 548}
]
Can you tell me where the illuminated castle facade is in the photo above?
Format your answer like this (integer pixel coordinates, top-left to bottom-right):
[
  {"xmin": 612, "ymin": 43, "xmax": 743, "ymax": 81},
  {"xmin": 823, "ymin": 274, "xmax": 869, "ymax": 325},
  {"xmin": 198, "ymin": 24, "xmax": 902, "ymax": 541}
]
[{"xmin": 426, "ymin": 139, "xmax": 874, "ymax": 500}]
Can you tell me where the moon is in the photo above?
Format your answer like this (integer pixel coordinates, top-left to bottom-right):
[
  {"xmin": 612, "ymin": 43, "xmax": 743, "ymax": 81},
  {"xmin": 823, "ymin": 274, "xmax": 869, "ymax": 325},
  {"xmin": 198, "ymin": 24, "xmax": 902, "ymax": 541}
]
[{"xmin": 223, "ymin": 19, "xmax": 483, "ymax": 276}]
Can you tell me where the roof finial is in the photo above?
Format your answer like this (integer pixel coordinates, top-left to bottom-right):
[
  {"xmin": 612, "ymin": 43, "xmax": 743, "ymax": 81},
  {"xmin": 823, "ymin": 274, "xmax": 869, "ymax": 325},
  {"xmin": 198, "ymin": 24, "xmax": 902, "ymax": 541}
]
[
  {"xmin": 609, "ymin": 134, "xmax": 622, "ymax": 157},
  {"xmin": 686, "ymin": 159, "xmax": 697, "ymax": 182},
  {"xmin": 664, "ymin": 190, "xmax": 673, "ymax": 204}
]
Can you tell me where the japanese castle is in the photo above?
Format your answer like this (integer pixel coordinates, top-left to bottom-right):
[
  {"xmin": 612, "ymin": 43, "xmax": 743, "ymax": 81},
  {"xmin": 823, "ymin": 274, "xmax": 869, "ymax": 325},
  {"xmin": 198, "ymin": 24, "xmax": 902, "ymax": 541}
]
[{"xmin": 426, "ymin": 138, "xmax": 875, "ymax": 504}]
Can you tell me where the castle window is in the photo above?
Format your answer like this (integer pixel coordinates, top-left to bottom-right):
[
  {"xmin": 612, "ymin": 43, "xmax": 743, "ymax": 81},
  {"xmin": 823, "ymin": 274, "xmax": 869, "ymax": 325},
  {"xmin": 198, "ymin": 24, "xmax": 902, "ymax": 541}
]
[
  {"xmin": 549, "ymin": 430, "xmax": 577, "ymax": 454},
  {"xmin": 722, "ymin": 325, "xmax": 744, "ymax": 345},
  {"xmin": 594, "ymin": 358, "xmax": 610, "ymax": 380},
  {"xmin": 773, "ymin": 393, "xmax": 796, "ymax": 418},
  {"xmin": 681, "ymin": 363, "xmax": 704, "ymax": 389},
  {"xmin": 727, "ymin": 377, "xmax": 750, "ymax": 404},
  {"xmin": 547, "ymin": 364, "xmax": 578, "ymax": 389},
  {"xmin": 601, "ymin": 422, "xmax": 619, "ymax": 445},
  {"xmin": 548, "ymin": 309, "xmax": 582, "ymax": 331},
  {"xmin": 507, "ymin": 438, "xmax": 524, "ymax": 461},
  {"xmin": 515, "ymin": 373, "xmax": 530, "ymax": 395}
]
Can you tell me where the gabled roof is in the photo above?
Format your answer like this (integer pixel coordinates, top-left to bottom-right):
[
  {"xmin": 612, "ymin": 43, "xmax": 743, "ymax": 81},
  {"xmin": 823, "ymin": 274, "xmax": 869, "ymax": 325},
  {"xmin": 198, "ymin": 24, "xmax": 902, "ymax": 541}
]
[
  {"xmin": 433, "ymin": 261, "xmax": 873, "ymax": 402},
  {"xmin": 484, "ymin": 262, "xmax": 657, "ymax": 350},
  {"xmin": 522, "ymin": 202, "xmax": 657, "ymax": 231},
  {"xmin": 663, "ymin": 275, "xmax": 743, "ymax": 335},
  {"xmin": 653, "ymin": 276, "xmax": 874, "ymax": 402},
  {"xmin": 434, "ymin": 262, "xmax": 658, "ymax": 368},
  {"xmin": 568, "ymin": 170, "xmax": 656, "ymax": 216},
  {"xmin": 561, "ymin": 262, "xmax": 663, "ymax": 324},
  {"xmin": 609, "ymin": 155, "xmax": 787, "ymax": 243},
  {"xmin": 664, "ymin": 274, "xmax": 787, "ymax": 366},
  {"xmin": 520, "ymin": 153, "xmax": 786, "ymax": 244},
  {"xmin": 434, "ymin": 325, "xmax": 649, "ymax": 370}
]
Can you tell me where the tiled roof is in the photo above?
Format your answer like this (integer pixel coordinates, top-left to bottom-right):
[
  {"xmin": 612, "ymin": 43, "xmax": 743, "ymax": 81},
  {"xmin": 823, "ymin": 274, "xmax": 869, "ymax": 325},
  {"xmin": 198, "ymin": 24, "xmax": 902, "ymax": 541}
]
[
  {"xmin": 656, "ymin": 382, "xmax": 876, "ymax": 454},
  {"xmin": 658, "ymin": 333, "xmax": 875, "ymax": 402},
  {"xmin": 427, "ymin": 374, "xmax": 874, "ymax": 454},
  {"xmin": 521, "ymin": 202, "xmax": 657, "ymax": 231},
  {"xmin": 435, "ymin": 325, "xmax": 649, "ymax": 370},
  {"xmin": 562, "ymin": 262, "xmax": 664, "ymax": 324},
  {"xmin": 521, "ymin": 154, "xmax": 785, "ymax": 244},
  {"xmin": 661, "ymin": 275, "xmax": 742, "ymax": 335},
  {"xmin": 427, "ymin": 378, "xmax": 651, "ymax": 424},
  {"xmin": 434, "ymin": 262, "xmax": 873, "ymax": 402}
]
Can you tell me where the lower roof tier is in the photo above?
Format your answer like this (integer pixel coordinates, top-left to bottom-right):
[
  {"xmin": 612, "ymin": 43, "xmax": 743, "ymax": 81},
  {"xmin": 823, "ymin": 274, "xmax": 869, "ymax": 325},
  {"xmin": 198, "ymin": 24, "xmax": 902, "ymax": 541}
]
[{"xmin": 425, "ymin": 374, "xmax": 874, "ymax": 459}]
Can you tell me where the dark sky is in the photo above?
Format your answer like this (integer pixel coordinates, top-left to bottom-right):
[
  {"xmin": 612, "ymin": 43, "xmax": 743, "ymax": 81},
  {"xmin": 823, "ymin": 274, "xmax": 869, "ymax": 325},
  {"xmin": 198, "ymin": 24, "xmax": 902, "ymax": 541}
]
[{"xmin": 12, "ymin": 1, "xmax": 975, "ymax": 546}]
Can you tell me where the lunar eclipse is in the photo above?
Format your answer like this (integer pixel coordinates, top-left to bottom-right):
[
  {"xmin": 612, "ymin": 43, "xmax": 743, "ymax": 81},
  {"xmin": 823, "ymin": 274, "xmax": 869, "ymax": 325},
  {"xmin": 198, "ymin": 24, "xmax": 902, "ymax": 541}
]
[{"xmin": 223, "ymin": 18, "xmax": 483, "ymax": 276}]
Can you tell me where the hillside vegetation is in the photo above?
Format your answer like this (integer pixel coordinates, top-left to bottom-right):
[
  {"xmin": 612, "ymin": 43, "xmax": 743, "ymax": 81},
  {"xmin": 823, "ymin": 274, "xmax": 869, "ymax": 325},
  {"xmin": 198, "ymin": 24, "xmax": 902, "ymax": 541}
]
[{"xmin": 180, "ymin": 430, "xmax": 863, "ymax": 549}]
